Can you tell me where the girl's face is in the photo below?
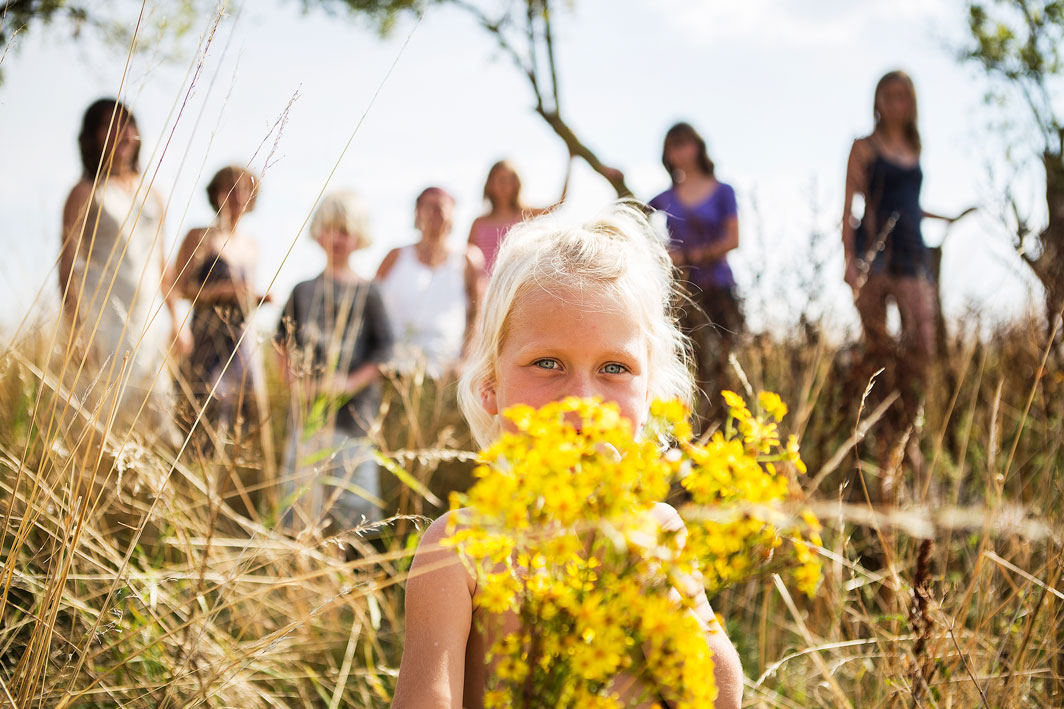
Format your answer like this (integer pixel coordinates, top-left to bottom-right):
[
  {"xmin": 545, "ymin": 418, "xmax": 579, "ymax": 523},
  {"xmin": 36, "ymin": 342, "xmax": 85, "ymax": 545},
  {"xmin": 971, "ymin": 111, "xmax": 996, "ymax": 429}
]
[
  {"xmin": 877, "ymin": 80, "xmax": 915, "ymax": 127},
  {"xmin": 415, "ymin": 192, "xmax": 454, "ymax": 239},
  {"xmin": 318, "ymin": 227, "xmax": 359, "ymax": 265},
  {"xmin": 664, "ymin": 136, "xmax": 699, "ymax": 173},
  {"xmin": 215, "ymin": 176, "xmax": 255, "ymax": 221},
  {"xmin": 483, "ymin": 285, "xmax": 652, "ymax": 433},
  {"xmin": 486, "ymin": 168, "xmax": 519, "ymax": 206},
  {"xmin": 98, "ymin": 119, "xmax": 139, "ymax": 173}
]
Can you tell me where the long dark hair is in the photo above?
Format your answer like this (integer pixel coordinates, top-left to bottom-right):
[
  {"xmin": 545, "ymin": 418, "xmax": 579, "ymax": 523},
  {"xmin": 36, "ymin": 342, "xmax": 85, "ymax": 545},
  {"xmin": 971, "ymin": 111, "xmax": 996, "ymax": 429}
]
[
  {"xmin": 873, "ymin": 70, "xmax": 921, "ymax": 154},
  {"xmin": 662, "ymin": 122, "xmax": 715, "ymax": 183},
  {"xmin": 78, "ymin": 98, "xmax": 140, "ymax": 180}
]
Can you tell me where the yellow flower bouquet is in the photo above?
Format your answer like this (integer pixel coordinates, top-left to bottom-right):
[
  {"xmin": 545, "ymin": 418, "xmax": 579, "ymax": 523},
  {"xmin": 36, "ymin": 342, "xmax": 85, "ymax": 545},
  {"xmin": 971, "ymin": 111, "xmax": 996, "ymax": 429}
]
[{"xmin": 444, "ymin": 391, "xmax": 820, "ymax": 708}]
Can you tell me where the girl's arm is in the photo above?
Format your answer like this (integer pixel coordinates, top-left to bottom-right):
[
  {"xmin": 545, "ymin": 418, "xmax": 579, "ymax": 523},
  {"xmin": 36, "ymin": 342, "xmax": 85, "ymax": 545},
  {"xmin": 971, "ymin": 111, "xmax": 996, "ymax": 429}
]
[
  {"xmin": 392, "ymin": 512, "xmax": 474, "ymax": 708},
  {"xmin": 842, "ymin": 138, "xmax": 872, "ymax": 290},
  {"xmin": 333, "ymin": 284, "xmax": 394, "ymax": 394},
  {"xmin": 684, "ymin": 215, "xmax": 739, "ymax": 267},
  {"xmin": 467, "ymin": 215, "xmax": 486, "ymax": 248},
  {"xmin": 172, "ymin": 228, "xmax": 208, "ymax": 300},
  {"xmin": 922, "ymin": 206, "xmax": 976, "ymax": 223},
  {"xmin": 275, "ymin": 293, "xmax": 299, "ymax": 386},
  {"xmin": 375, "ymin": 247, "xmax": 402, "ymax": 281},
  {"xmin": 334, "ymin": 362, "xmax": 380, "ymax": 396},
  {"xmin": 462, "ymin": 245, "xmax": 488, "ymax": 355},
  {"xmin": 652, "ymin": 504, "xmax": 744, "ymax": 709},
  {"xmin": 59, "ymin": 181, "xmax": 94, "ymax": 320}
]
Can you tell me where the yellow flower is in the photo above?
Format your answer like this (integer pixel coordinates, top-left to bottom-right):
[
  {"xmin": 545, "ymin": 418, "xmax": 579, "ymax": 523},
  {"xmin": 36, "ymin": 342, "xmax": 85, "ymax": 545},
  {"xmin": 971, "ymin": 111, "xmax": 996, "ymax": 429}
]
[
  {"xmin": 758, "ymin": 390, "xmax": 789, "ymax": 421},
  {"xmin": 787, "ymin": 434, "xmax": 807, "ymax": 474},
  {"xmin": 443, "ymin": 392, "xmax": 820, "ymax": 708}
]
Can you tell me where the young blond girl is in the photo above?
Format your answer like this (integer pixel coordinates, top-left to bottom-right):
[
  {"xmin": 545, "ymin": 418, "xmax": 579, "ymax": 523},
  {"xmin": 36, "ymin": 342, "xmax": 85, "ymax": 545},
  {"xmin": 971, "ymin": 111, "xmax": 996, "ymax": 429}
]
[{"xmin": 392, "ymin": 203, "xmax": 743, "ymax": 708}]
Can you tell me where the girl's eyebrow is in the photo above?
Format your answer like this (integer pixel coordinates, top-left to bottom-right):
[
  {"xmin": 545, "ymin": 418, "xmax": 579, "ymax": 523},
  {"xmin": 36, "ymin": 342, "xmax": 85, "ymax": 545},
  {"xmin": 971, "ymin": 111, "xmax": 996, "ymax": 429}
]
[{"xmin": 513, "ymin": 343, "xmax": 644, "ymax": 363}]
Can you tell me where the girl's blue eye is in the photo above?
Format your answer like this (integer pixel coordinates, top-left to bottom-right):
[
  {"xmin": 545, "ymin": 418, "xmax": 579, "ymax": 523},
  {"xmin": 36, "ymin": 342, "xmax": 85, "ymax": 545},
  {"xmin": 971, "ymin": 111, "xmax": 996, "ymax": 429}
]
[
  {"xmin": 534, "ymin": 359, "xmax": 559, "ymax": 370},
  {"xmin": 602, "ymin": 363, "xmax": 627, "ymax": 375}
]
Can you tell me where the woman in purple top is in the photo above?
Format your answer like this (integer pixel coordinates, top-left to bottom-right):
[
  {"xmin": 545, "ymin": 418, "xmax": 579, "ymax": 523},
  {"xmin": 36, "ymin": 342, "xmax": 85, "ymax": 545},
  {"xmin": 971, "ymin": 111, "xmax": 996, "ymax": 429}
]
[{"xmin": 649, "ymin": 122, "xmax": 743, "ymax": 420}]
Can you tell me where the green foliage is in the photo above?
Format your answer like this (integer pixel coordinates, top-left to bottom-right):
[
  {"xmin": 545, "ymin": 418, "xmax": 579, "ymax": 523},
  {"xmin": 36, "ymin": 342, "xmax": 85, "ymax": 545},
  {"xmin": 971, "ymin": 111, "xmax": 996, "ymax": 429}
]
[
  {"xmin": 964, "ymin": 0, "xmax": 1064, "ymax": 143},
  {"xmin": 297, "ymin": 0, "xmax": 430, "ymax": 35},
  {"xmin": 0, "ymin": 0, "xmax": 208, "ymax": 84}
]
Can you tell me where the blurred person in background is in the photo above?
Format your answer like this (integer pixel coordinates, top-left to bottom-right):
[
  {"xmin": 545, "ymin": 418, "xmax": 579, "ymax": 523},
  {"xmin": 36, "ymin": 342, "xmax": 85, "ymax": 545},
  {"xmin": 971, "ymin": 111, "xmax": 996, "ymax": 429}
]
[
  {"xmin": 377, "ymin": 187, "xmax": 486, "ymax": 377},
  {"xmin": 649, "ymin": 121, "xmax": 743, "ymax": 425},
  {"xmin": 276, "ymin": 191, "xmax": 394, "ymax": 536},
  {"xmin": 375, "ymin": 187, "xmax": 487, "ymax": 523},
  {"xmin": 172, "ymin": 165, "xmax": 269, "ymax": 437},
  {"xmin": 59, "ymin": 98, "xmax": 184, "ymax": 442},
  {"xmin": 467, "ymin": 157, "xmax": 571, "ymax": 275},
  {"xmin": 842, "ymin": 71, "xmax": 972, "ymax": 441}
]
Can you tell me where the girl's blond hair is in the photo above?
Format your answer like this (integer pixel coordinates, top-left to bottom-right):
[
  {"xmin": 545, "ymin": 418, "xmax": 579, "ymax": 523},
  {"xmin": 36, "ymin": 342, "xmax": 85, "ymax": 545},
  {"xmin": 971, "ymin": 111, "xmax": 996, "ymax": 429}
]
[
  {"xmin": 309, "ymin": 191, "xmax": 371, "ymax": 249},
  {"xmin": 458, "ymin": 202, "xmax": 694, "ymax": 448}
]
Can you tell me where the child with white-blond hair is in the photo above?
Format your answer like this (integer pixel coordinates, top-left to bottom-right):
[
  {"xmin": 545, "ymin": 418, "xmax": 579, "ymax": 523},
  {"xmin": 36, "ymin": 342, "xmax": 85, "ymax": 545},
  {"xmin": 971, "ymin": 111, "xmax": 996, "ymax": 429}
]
[
  {"xmin": 275, "ymin": 191, "xmax": 393, "ymax": 533},
  {"xmin": 391, "ymin": 203, "xmax": 743, "ymax": 708}
]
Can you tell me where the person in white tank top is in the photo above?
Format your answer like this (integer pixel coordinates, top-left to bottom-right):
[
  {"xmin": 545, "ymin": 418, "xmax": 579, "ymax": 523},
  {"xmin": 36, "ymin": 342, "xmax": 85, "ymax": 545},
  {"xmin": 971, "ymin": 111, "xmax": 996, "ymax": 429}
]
[
  {"xmin": 377, "ymin": 187, "xmax": 487, "ymax": 377},
  {"xmin": 59, "ymin": 99, "xmax": 186, "ymax": 441}
]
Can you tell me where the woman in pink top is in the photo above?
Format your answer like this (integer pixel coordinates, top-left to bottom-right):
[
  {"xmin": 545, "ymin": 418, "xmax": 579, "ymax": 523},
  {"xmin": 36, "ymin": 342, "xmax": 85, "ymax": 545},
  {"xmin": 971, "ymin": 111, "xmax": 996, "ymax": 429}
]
[{"xmin": 467, "ymin": 158, "xmax": 572, "ymax": 274}]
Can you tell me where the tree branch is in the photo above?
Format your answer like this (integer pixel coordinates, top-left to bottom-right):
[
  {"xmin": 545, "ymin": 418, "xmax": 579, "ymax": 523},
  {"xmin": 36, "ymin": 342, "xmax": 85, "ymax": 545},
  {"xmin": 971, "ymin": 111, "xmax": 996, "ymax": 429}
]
[
  {"xmin": 542, "ymin": 0, "xmax": 561, "ymax": 112},
  {"xmin": 536, "ymin": 105, "xmax": 631, "ymax": 196},
  {"xmin": 524, "ymin": 0, "xmax": 542, "ymax": 106},
  {"xmin": 450, "ymin": 0, "xmax": 542, "ymax": 108},
  {"xmin": 450, "ymin": 0, "xmax": 629, "ymax": 196}
]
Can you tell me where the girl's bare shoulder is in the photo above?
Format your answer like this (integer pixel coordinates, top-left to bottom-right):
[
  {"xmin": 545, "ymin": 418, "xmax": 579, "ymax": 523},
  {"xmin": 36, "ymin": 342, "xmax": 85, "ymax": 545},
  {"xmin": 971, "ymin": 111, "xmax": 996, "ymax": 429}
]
[
  {"xmin": 409, "ymin": 510, "xmax": 477, "ymax": 595},
  {"xmin": 650, "ymin": 501, "xmax": 685, "ymax": 533},
  {"xmin": 850, "ymin": 135, "xmax": 877, "ymax": 161}
]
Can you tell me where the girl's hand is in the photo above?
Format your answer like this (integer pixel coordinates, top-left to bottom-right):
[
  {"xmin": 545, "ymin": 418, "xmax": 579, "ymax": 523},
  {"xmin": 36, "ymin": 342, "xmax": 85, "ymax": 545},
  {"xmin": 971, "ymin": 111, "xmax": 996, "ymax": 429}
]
[
  {"xmin": 171, "ymin": 322, "xmax": 193, "ymax": 358},
  {"xmin": 323, "ymin": 372, "xmax": 351, "ymax": 397},
  {"xmin": 950, "ymin": 206, "xmax": 977, "ymax": 224},
  {"xmin": 844, "ymin": 257, "xmax": 861, "ymax": 291}
]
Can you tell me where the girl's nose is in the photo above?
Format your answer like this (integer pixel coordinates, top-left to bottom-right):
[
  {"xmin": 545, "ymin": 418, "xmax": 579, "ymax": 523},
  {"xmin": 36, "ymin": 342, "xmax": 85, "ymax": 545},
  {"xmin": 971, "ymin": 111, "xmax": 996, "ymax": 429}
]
[{"xmin": 565, "ymin": 373, "xmax": 596, "ymax": 401}]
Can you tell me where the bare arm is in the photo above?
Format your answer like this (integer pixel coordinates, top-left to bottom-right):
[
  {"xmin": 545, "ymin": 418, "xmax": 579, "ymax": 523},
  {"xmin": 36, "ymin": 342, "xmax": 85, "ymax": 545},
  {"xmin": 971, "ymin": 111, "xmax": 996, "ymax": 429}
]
[
  {"xmin": 843, "ymin": 138, "xmax": 873, "ymax": 290},
  {"xmin": 843, "ymin": 139, "xmax": 872, "ymax": 257},
  {"xmin": 392, "ymin": 512, "xmax": 474, "ymax": 708},
  {"xmin": 172, "ymin": 228, "xmax": 260, "ymax": 305},
  {"xmin": 59, "ymin": 181, "xmax": 95, "ymax": 320},
  {"xmin": 652, "ymin": 503, "xmax": 744, "ymax": 709},
  {"xmin": 332, "ymin": 284, "xmax": 392, "ymax": 393},
  {"xmin": 333, "ymin": 362, "xmax": 381, "ymax": 397},
  {"xmin": 172, "ymin": 228, "xmax": 208, "ymax": 300},
  {"xmin": 466, "ymin": 216, "xmax": 484, "ymax": 247},
  {"xmin": 463, "ymin": 245, "xmax": 488, "ymax": 353},
  {"xmin": 375, "ymin": 248, "xmax": 402, "ymax": 281},
  {"xmin": 685, "ymin": 215, "xmax": 739, "ymax": 266},
  {"xmin": 922, "ymin": 206, "xmax": 977, "ymax": 223}
]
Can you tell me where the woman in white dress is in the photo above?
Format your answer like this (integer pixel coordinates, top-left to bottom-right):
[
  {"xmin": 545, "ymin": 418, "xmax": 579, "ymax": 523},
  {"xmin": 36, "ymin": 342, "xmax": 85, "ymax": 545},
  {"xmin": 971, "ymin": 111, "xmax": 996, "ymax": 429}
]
[{"xmin": 58, "ymin": 98, "xmax": 185, "ymax": 439}]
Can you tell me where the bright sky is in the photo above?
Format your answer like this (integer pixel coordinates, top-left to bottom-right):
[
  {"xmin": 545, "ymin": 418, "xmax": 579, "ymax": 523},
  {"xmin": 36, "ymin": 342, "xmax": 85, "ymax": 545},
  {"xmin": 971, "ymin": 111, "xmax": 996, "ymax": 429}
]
[{"xmin": 0, "ymin": 0, "xmax": 1049, "ymax": 341}]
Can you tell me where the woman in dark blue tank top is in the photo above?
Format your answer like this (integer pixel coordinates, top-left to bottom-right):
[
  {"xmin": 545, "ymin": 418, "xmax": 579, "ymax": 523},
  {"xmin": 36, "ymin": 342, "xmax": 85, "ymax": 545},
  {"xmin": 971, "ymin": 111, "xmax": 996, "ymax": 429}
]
[
  {"xmin": 842, "ymin": 71, "xmax": 968, "ymax": 367},
  {"xmin": 842, "ymin": 71, "xmax": 973, "ymax": 475},
  {"xmin": 855, "ymin": 153, "xmax": 927, "ymax": 278}
]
